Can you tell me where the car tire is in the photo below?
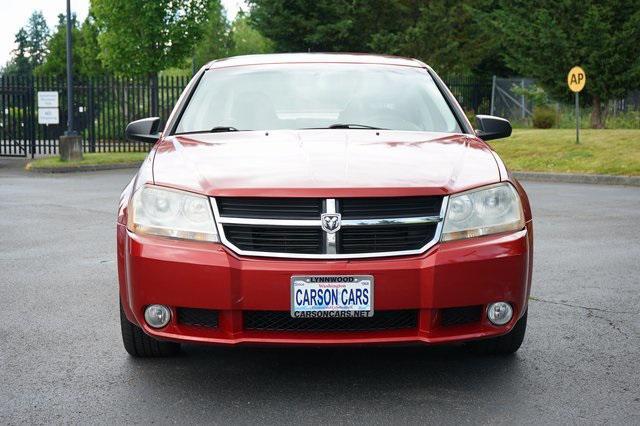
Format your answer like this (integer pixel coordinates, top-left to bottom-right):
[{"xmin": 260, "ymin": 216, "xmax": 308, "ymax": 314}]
[
  {"xmin": 120, "ymin": 302, "xmax": 180, "ymax": 357},
  {"xmin": 474, "ymin": 309, "xmax": 527, "ymax": 355}
]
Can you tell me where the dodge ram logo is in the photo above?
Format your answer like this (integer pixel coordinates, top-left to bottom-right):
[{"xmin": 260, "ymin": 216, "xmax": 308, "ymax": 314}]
[{"xmin": 321, "ymin": 213, "xmax": 341, "ymax": 234}]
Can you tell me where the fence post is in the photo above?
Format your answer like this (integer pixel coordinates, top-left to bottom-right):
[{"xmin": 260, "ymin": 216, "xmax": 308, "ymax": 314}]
[
  {"xmin": 490, "ymin": 75, "xmax": 496, "ymax": 116},
  {"xmin": 150, "ymin": 73, "xmax": 159, "ymax": 116},
  {"xmin": 29, "ymin": 76, "xmax": 36, "ymax": 158},
  {"xmin": 88, "ymin": 78, "xmax": 96, "ymax": 152},
  {"xmin": 521, "ymin": 79, "xmax": 526, "ymax": 119}
]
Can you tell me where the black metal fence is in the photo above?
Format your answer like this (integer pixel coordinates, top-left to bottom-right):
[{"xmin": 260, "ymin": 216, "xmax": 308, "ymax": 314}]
[
  {"xmin": 1, "ymin": 74, "xmax": 492, "ymax": 158},
  {"xmin": 0, "ymin": 75, "xmax": 189, "ymax": 157},
  {"xmin": 444, "ymin": 75, "xmax": 493, "ymax": 116}
]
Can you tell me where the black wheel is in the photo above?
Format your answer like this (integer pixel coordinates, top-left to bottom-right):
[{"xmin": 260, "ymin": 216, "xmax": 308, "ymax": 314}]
[
  {"xmin": 120, "ymin": 302, "xmax": 180, "ymax": 357},
  {"xmin": 474, "ymin": 310, "xmax": 527, "ymax": 355}
]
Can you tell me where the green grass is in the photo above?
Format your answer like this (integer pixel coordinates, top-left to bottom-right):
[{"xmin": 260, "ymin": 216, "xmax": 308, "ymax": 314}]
[
  {"xmin": 491, "ymin": 129, "xmax": 640, "ymax": 176},
  {"xmin": 26, "ymin": 152, "xmax": 148, "ymax": 170}
]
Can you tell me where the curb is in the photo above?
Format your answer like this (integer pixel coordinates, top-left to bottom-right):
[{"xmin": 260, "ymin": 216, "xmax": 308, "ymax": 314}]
[
  {"xmin": 26, "ymin": 162, "xmax": 143, "ymax": 174},
  {"xmin": 513, "ymin": 171, "xmax": 640, "ymax": 187}
]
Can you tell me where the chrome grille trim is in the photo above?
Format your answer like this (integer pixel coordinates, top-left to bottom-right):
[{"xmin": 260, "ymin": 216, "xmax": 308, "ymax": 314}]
[
  {"xmin": 324, "ymin": 199, "xmax": 338, "ymax": 254},
  {"xmin": 210, "ymin": 196, "xmax": 449, "ymax": 259},
  {"xmin": 215, "ymin": 215, "xmax": 442, "ymax": 227}
]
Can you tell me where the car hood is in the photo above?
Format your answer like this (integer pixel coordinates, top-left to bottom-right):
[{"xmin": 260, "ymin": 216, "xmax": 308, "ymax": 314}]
[{"xmin": 152, "ymin": 130, "xmax": 500, "ymax": 197}]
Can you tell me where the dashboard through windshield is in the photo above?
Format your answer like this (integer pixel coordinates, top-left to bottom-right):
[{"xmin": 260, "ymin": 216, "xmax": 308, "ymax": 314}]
[{"xmin": 175, "ymin": 63, "xmax": 462, "ymax": 134}]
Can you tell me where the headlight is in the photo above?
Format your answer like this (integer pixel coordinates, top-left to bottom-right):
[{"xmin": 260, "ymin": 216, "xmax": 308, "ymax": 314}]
[
  {"xmin": 128, "ymin": 185, "xmax": 219, "ymax": 242},
  {"xmin": 441, "ymin": 183, "xmax": 524, "ymax": 242}
]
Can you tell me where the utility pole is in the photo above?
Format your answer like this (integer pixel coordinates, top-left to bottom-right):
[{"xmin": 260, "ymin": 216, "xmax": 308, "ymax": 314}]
[
  {"xmin": 59, "ymin": 0, "xmax": 83, "ymax": 160},
  {"xmin": 65, "ymin": 0, "xmax": 76, "ymax": 136}
]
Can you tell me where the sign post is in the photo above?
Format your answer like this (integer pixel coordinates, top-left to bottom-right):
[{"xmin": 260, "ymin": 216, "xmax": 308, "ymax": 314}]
[{"xmin": 567, "ymin": 66, "xmax": 586, "ymax": 144}]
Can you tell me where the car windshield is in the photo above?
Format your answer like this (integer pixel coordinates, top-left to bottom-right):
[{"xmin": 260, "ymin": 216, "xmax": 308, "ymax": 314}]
[{"xmin": 175, "ymin": 63, "xmax": 461, "ymax": 134}]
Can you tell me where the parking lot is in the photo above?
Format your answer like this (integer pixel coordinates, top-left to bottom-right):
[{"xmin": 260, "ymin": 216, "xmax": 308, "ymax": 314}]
[{"xmin": 1, "ymin": 159, "xmax": 639, "ymax": 424}]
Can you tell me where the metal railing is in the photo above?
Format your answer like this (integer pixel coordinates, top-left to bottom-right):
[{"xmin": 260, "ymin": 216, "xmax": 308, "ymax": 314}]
[
  {"xmin": 1, "ymin": 75, "xmax": 189, "ymax": 157},
  {"xmin": 1, "ymin": 74, "xmax": 495, "ymax": 157}
]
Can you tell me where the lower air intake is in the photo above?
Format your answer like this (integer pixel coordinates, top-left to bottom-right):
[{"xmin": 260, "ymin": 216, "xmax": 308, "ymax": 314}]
[
  {"xmin": 176, "ymin": 308, "xmax": 219, "ymax": 328},
  {"xmin": 439, "ymin": 306, "xmax": 483, "ymax": 327},
  {"xmin": 243, "ymin": 310, "xmax": 418, "ymax": 332}
]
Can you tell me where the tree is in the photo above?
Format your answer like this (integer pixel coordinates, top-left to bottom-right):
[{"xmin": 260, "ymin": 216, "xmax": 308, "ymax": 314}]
[
  {"xmin": 246, "ymin": 0, "xmax": 506, "ymax": 76},
  {"xmin": 228, "ymin": 12, "xmax": 274, "ymax": 57},
  {"xmin": 192, "ymin": 0, "xmax": 231, "ymax": 68},
  {"xmin": 3, "ymin": 28, "xmax": 32, "ymax": 76},
  {"xmin": 247, "ymin": 0, "xmax": 361, "ymax": 52},
  {"xmin": 76, "ymin": 15, "xmax": 106, "ymax": 77},
  {"xmin": 3, "ymin": 11, "xmax": 50, "ymax": 76},
  {"xmin": 34, "ymin": 14, "xmax": 77, "ymax": 77},
  {"xmin": 35, "ymin": 13, "xmax": 105, "ymax": 78},
  {"xmin": 26, "ymin": 11, "xmax": 50, "ymax": 68},
  {"xmin": 370, "ymin": 1, "xmax": 505, "ymax": 76},
  {"xmin": 493, "ymin": 0, "xmax": 640, "ymax": 128},
  {"xmin": 92, "ymin": 0, "xmax": 211, "ymax": 77}
]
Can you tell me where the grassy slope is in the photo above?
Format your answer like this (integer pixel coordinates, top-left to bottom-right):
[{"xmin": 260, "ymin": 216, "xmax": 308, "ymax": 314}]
[
  {"xmin": 27, "ymin": 152, "xmax": 148, "ymax": 169},
  {"xmin": 491, "ymin": 129, "xmax": 640, "ymax": 176}
]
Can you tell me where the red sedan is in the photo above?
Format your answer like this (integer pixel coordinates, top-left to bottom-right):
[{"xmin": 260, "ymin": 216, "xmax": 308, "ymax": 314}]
[{"xmin": 118, "ymin": 53, "xmax": 533, "ymax": 357}]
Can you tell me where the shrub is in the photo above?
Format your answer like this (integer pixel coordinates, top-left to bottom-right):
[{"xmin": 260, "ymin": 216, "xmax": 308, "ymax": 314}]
[{"xmin": 532, "ymin": 107, "xmax": 556, "ymax": 128}]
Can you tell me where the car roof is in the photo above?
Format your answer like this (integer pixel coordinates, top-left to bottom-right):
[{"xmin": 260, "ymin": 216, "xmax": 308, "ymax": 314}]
[{"xmin": 205, "ymin": 53, "xmax": 427, "ymax": 70}]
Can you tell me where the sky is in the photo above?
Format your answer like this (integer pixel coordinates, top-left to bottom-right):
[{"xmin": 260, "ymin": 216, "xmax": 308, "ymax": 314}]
[{"xmin": 0, "ymin": 0, "xmax": 246, "ymax": 66}]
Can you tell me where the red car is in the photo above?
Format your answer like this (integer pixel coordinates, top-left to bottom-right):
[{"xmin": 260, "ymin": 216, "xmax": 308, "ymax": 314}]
[{"xmin": 118, "ymin": 53, "xmax": 533, "ymax": 357}]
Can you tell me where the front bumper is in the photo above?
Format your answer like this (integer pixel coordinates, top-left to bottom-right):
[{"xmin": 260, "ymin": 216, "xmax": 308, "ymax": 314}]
[{"xmin": 118, "ymin": 223, "xmax": 532, "ymax": 346}]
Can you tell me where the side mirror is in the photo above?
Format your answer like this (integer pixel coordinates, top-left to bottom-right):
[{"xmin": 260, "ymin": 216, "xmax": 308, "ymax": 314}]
[
  {"xmin": 475, "ymin": 115, "xmax": 512, "ymax": 141},
  {"xmin": 125, "ymin": 117, "xmax": 161, "ymax": 144}
]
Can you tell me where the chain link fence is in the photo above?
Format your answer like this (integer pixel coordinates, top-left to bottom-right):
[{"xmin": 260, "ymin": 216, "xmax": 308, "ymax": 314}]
[{"xmin": 490, "ymin": 77, "xmax": 535, "ymax": 122}]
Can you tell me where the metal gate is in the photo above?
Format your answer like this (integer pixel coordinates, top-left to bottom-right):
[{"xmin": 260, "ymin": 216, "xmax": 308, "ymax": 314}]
[
  {"xmin": 0, "ymin": 76, "xmax": 35, "ymax": 157},
  {"xmin": 0, "ymin": 75, "xmax": 189, "ymax": 158}
]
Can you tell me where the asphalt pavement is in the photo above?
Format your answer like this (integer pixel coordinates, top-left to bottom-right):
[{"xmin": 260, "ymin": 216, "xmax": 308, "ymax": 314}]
[{"xmin": 1, "ymin": 159, "xmax": 639, "ymax": 424}]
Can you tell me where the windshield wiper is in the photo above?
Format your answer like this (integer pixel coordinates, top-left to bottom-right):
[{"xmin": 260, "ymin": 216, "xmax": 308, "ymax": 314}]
[
  {"xmin": 324, "ymin": 123, "xmax": 385, "ymax": 130},
  {"xmin": 210, "ymin": 126, "xmax": 240, "ymax": 132},
  {"xmin": 174, "ymin": 126, "xmax": 246, "ymax": 136}
]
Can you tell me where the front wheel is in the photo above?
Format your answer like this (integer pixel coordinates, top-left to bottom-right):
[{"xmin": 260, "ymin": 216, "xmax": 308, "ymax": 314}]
[
  {"xmin": 120, "ymin": 302, "xmax": 180, "ymax": 357},
  {"xmin": 474, "ymin": 310, "xmax": 527, "ymax": 355}
]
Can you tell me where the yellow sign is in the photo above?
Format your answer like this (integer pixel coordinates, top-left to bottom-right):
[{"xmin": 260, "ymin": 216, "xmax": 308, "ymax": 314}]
[{"xmin": 568, "ymin": 66, "xmax": 586, "ymax": 92}]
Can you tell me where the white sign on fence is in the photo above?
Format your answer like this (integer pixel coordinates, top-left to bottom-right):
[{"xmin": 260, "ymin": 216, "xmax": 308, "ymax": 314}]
[
  {"xmin": 38, "ymin": 108, "xmax": 60, "ymax": 125},
  {"xmin": 37, "ymin": 91, "xmax": 60, "ymax": 125},
  {"xmin": 37, "ymin": 91, "xmax": 59, "ymax": 108}
]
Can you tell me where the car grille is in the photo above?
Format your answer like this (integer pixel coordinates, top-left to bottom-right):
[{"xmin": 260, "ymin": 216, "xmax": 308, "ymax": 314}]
[
  {"xmin": 214, "ymin": 196, "xmax": 445, "ymax": 258},
  {"xmin": 339, "ymin": 224, "xmax": 437, "ymax": 254},
  {"xmin": 243, "ymin": 310, "xmax": 418, "ymax": 332},
  {"xmin": 340, "ymin": 196, "xmax": 442, "ymax": 219},
  {"xmin": 176, "ymin": 308, "xmax": 219, "ymax": 328},
  {"xmin": 223, "ymin": 225, "xmax": 324, "ymax": 254},
  {"xmin": 217, "ymin": 197, "xmax": 322, "ymax": 219}
]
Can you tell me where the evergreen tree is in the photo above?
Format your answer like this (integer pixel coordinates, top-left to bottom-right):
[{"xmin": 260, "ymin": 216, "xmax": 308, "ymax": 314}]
[
  {"xmin": 3, "ymin": 28, "xmax": 32, "ymax": 76},
  {"xmin": 493, "ymin": 0, "xmax": 640, "ymax": 127},
  {"xmin": 26, "ymin": 11, "xmax": 50, "ymax": 68},
  {"xmin": 3, "ymin": 11, "xmax": 50, "ymax": 76},
  {"xmin": 247, "ymin": 0, "xmax": 361, "ymax": 52},
  {"xmin": 246, "ymin": 0, "xmax": 506, "ymax": 76}
]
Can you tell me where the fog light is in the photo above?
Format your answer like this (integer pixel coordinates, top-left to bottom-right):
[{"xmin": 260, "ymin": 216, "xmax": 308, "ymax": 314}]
[
  {"xmin": 144, "ymin": 305, "xmax": 171, "ymax": 328},
  {"xmin": 487, "ymin": 302, "xmax": 513, "ymax": 325}
]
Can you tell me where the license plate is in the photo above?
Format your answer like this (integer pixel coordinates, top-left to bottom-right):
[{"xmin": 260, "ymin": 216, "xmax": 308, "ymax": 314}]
[{"xmin": 291, "ymin": 275, "xmax": 374, "ymax": 318}]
